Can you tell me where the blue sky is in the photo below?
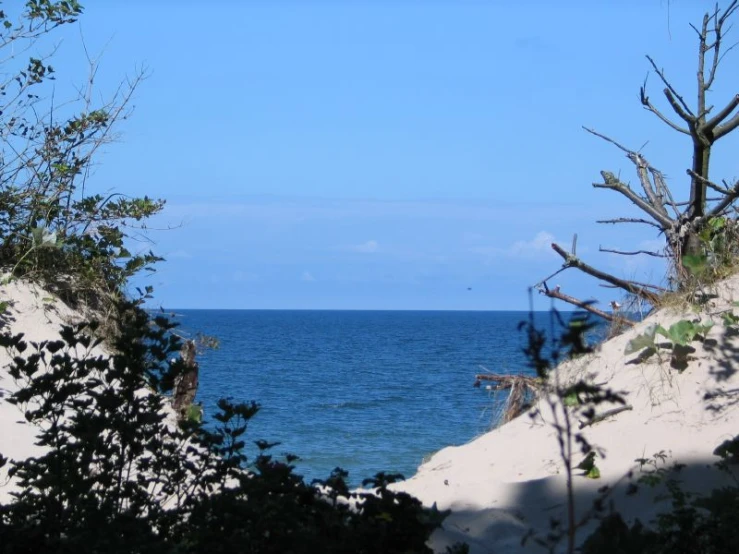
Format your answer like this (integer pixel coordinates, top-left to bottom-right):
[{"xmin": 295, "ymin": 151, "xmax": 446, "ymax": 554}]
[{"xmin": 42, "ymin": 1, "xmax": 739, "ymax": 309}]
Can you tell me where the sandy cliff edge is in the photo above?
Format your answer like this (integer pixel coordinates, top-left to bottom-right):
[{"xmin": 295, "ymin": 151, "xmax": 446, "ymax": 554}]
[{"xmin": 392, "ymin": 276, "xmax": 739, "ymax": 553}]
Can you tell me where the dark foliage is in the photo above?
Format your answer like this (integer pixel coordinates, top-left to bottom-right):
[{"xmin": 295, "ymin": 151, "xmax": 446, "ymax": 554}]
[{"xmin": 0, "ymin": 295, "xmax": 444, "ymax": 553}]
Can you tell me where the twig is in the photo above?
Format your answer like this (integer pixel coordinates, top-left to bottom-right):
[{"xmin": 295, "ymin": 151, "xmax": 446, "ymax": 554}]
[
  {"xmin": 597, "ymin": 217, "xmax": 661, "ymax": 229},
  {"xmin": 539, "ymin": 286, "xmax": 636, "ymax": 328},
  {"xmin": 593, "ymin": 172, "xmax": 674, "ymax": 229},
  {"xmin": 578, "ymin": 405, "xmax": 633, "ymax": 429},
  {"xmin": 687, "ymin": 169, "xmax": 731, "ymax": 193},
  {"xmin": 598, "ymin": 247, "xmax": 667, "ymax": 258}
]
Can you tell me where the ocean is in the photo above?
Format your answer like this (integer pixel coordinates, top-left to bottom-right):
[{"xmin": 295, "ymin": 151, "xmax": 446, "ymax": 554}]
[{"xmin": 173, "ymin": 309, "xmax": 595, "ymax": 486}]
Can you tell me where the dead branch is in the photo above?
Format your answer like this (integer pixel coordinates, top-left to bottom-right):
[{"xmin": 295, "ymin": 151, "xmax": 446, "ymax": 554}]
[
  {"xmin": 707, "ymin": 179, "xmax": 739, "ymax": 218},
  {"xmin": 551, "ymin": 242, "xmax": 660, "ymax": 304},
  {"xmin": 539, "ymin": 285, "xmax": 636, "ymax": 328},
  {"xmin": 598, "ymin": 246, "xmax": 667, "ymax": 258},
  {"xmin": 474, "ymin": 373, "xmax": 541, "ymax": 425},
  {"xmin": 475, "ymin": 374, "xmax": 540, "ymax": 388},
  {"xmin": 639, "ymin": 75, "xmax": 691, "ymax": 134},
  {"xmin": 706, "ymin": 94, "xmax": 739, "ymax": 131},
  {"xmin": 578, "ymin": 405, "xmax": 633, "ymax": 429},
  {"xmin": 598, "ymin": 279, "xmax": 668, "ymax": 292},
  {"xmin": 649, "ymin": 167, "xmax": 682, "ymax": 218},
  {"xmin": 584, "ymin": 127, "xmax": 670, "ymax": 218},
  {"xmin": 645, "ymin": 55, "xmax": 694, "ymax": 121},
  {"xmin": 593, "ymin": 171, "xmax": 674, "ymax": 229},
  {"xmin": 687, "ymin": 169, "xmax": 731, "ymax": 194},
  {"xmin": 583, "ymin": 126, "xmax": 632, "ymax": 154},
  {"xmin": 597, "ymin": 217, "xmax": 662, "ymax": 228}
]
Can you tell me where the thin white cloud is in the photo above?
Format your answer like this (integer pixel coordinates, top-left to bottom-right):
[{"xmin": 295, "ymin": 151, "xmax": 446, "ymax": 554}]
[
  {"xmin": 348, "ymin": 240, "xmax": 379, "ymax": 253},
  {"xmin": 508, "ymin": 231, "xmax": 556, "ymax": 257},
  {"xmin": 471, "ymin": 231, "xmax": 557, "ymax": 261},
  {"xmin": 468, "ymin": 231, "xmax": 557, "ymax": 265},
  {"xmin": 301, "ymin": 271, "xmax": 316, "ymax": 282}
]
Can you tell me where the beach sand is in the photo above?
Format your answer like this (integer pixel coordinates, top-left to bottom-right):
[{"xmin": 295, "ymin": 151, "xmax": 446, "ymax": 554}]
[{"xmin": 392, "ymin": 276, "xmax": 739, "ymax": 552}]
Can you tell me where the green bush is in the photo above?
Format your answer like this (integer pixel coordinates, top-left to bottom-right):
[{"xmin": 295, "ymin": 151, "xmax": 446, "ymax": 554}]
[{"xmin": 0, "ymin": 296, "xmax": 445, "ymax": 553}]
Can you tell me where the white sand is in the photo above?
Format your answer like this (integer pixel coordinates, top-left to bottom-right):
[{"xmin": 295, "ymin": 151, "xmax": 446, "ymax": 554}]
[
  {"xmin": 392, "ymin": 276, "xmax": 739, "ymax": 552},
  {"xmin": 0, "ymin": 279, "xmax": 94, "ymax": 502},
  {"xmin": 3, "ymin": 277, "xmax": 739, "ymax": 552}
]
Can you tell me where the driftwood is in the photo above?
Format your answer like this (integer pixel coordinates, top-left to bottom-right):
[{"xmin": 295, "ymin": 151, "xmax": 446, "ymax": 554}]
[
  {"xmin": 172, "ymin": 339, "xmax": 199, "ymax": 421},
  {"xmin": 475, "ymin": 374, "xmax": 541, "ymax": 425},
  {"xmin": 578, "ymin": 405, "xmax": 633, "ymax": 429}
]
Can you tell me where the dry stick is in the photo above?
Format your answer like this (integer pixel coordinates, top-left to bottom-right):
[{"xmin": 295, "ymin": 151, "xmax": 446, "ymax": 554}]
[
  {"xmin": 597, "ymin": 217, "xmax": 662, "ymax": 228},
  {"xmin": 593, "ymin": 171, "xmax": 674, "ymax": 230},
  {"xmin": 475, "ymin": 374, "xmax": 539, "ymax": 387},
  {"xmin": 688, "ymin": 169, "xmax": 732, "ymax": 193},
  {"xmin": 540, "ymin": 286, "xmax": 636, "ymax": 328},
  {"xmin": 598, "ymin": 247, "xmax": 667, "ymax": 258},
  {"xmin": 707, "ymin": 179, "xmax": 739, "ymax": 218},
  {"xmin": 578, "ymin": 405, "xmax": 633, "ymax": 429},
  {"xmin": 551, "ymin": 242, "xmax": 661, "ymax": 305},
  {"xmin": 650, "ymin": 168, "xmax": 682, "ymax": 219},
  {"xmin": 583, "ymin": 127, "xmax": 672, "ymax": 220},
  {"xmin": 599, "ymin": 279, "xmax": 667, "ymax": 292}
]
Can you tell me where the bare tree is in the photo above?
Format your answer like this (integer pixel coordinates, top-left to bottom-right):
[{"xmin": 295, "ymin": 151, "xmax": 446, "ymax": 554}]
[{"xmin": 538, "ymin": 1, "xmax": 739, "ymax": 310}]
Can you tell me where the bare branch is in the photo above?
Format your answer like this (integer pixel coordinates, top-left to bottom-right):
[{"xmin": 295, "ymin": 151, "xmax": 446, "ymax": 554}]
[
  {"xmin": 645, "ymin": 55, "xmax": 694, "ymax": 120},
  {"xmin": 687, "ymin": 169, "xmax": 730, "ymax": 193},
  {"xmin": 714, "ymin": 110, "xmax": 739, "ymax": 139},
  {"xmin": 598, "ymin": 246, "xmax": 667, "ymax": 258},
  {"xmin": 706, "ymin": 94, "xmax": 739, "ymax": 131},
  {"xmin": 707, "ymin": 180, "xmax": 739, "ymax": 218},
  {"xmin": 579, "ymin": 405, "xmax": 634, "ymax": 429},
  {"xmin": 640, "ymin": 76, "xmax": 691, "ymax": 134},
  {"xmin": 629, "ymin": 152, "xmax": 669, "ymax": 218},
  {"xmin": 597, "ymin": 217, "xmax": 662, "ymax": 228},
  {"xmin": 584, "ymin": 127, "xmax": 674, "ymax": 220},
  {"xmin": 593, "ymin": 171, "xmax": 674, "ymax": 229},
  {"xmin": 551, "ymin": 242, "xmax": 660, "ymax": 304},
  {"xmin": 663, "ymin": 87, "xmax": 695, "ymax": 123},
  {"xmin": 583, "ymin": 126, "xmax": 631, "ymax": 153},
  {"xmin": 649, "ymin": 168, "xmax": 682, "ymax": 218},
  {"xmin": 538, "ymin": 285, "xmax": 636, "ymax": 328},
  {"xmin": 598, "ymin": 279, "xmax": 668, "ymax": 292},
  {"xmin": 710, "ymin": 2, "xmax": 739, "ymax": 86}
]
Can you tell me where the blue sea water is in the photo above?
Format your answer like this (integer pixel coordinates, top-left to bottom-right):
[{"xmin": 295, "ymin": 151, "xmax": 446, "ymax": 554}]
[{"xmin": 173, "ymin": 310, "xmax": 589, "ymax": 485}]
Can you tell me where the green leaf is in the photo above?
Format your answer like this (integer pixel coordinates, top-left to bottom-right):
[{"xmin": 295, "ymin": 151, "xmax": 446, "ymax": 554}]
[
  {"xmin": 563, "ymin": 391, "xmax": 580, "ymax": 407},
  {"xmin": 577, "ymin": 451, "xmax": 596, "ymax": 472},
  {"xmin": 586, "ymin": 465, "xmax": 601, "ymax": 479},
  {"xmin": 31, "ymin": 227, "xmax": 58, "ymax": 248},
  {"xmin": 682, "ymin": 254, "xmax": 708, "ymax": 276},
  {"xmin": 722, "ymin": 312, "xmax": 739, "ymax": 327},
  {"xmin": 666, "ymin": 319, "xmax": 696, "ymax": 346},
  {"xmin": 709, "ymin": 216, "xmax": 726, "ymax": 232},
  {"xmin": 625, "ymin": 324, "xmax": 659, "ymax": 354}
]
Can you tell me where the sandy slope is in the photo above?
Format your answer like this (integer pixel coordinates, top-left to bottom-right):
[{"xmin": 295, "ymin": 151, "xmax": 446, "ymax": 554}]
[
  {"xmin": 0, "ymin": 280, "xmax": 94, "ymax": 503},
  {"xmin": 392, "ymin": 276, "xmax": 739, "ymax": 553},
  {"xmin": 0, "ymin": 279, "xmax": 188, "ymax": 505}
]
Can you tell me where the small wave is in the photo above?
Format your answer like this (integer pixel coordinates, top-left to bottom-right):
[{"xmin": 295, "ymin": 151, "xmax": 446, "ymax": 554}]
[{"xmin": 318, "ymin": 396, "xmax": 405, "ymax": 410}]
